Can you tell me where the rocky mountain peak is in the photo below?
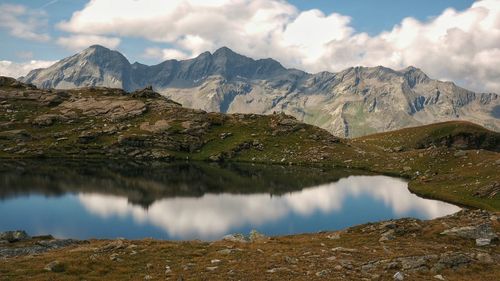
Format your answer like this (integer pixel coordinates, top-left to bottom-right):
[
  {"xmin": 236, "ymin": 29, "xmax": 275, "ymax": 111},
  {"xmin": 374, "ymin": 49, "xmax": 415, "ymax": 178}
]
[
  {"xmin": 18, "ymin": 46, "xmax": 499, "ymax": 138},
  {"xmin": 401, "ymin": 66, "xmax": 430, "ymax": 87}
]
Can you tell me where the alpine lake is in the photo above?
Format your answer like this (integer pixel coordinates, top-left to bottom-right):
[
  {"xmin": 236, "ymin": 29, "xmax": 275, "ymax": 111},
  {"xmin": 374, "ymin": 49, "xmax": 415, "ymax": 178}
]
[{"xmin": 0, "ymin": 160, "xmax": 460, "ymax": 240}]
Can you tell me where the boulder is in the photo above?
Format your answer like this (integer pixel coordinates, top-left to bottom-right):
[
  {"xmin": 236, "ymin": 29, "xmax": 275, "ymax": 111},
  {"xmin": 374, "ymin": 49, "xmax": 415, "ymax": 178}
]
[
  {"xmin": 431, "ymin": 252, "xmax": 472, "ymax": 272},
  {"xmin": 440, "ymin": 223, "xmax": 498, "ymax": 240},
  {"xmin": 0, "ymin": 230, "xmax": 30, "ymax": 242},
  {"xmin": 249, "ymin": 230, "xmax": 268, "ymax": 242},
  {"xmin": 475, "ymin": 238, "xmax": 491, "ymax": 246},
  {"xmin": 44, "ymin": 260, "xmax": 65, "ymax": 272},
  {"xmin": 222, "ymin": 233, "xmax": 248, "ymax": 243}
]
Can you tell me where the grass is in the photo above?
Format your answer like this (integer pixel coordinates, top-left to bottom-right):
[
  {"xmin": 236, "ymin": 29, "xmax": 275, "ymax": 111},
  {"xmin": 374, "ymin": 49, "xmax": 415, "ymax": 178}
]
[{"xmin": 0, "ymin": 84, "xmax": 499, "ymax": 211}]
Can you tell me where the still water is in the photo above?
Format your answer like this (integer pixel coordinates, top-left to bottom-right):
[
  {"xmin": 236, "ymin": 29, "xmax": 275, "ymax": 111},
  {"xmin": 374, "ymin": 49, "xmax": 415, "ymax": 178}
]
[{"xmin": 0, "ymin": 161, "xmax": 460, "ymax": 240}]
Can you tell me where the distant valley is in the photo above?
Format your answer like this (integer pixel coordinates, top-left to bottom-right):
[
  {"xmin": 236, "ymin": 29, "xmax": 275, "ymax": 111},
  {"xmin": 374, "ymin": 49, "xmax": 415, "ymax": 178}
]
[{"xmin": 21, "ymin": 45, "xmax": 500, "ymax": 137}]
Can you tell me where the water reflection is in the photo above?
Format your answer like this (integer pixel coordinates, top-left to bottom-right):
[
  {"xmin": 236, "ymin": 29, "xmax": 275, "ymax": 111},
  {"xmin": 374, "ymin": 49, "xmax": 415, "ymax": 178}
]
[
  {"xmin": 77, "ymin": 176, "xmax": 459, "ymax": 239},
  {"xmin": 0, "ymin": 161, "xmax": 460, "ymax": 240}
]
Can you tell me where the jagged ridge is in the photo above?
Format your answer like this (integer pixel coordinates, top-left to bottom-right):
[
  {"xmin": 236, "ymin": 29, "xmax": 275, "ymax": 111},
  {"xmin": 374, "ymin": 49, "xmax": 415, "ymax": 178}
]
[{"xmin": 21, "ymin": 45, "xmax": 500, "ymax": 137}]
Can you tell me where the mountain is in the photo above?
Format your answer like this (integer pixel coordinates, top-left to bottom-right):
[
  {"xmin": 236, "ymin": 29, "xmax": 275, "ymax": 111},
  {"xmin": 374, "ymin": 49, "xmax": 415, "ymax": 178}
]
[{"xmin": 21, "ymin": 45, "xmax": 500, "ymax": 137}]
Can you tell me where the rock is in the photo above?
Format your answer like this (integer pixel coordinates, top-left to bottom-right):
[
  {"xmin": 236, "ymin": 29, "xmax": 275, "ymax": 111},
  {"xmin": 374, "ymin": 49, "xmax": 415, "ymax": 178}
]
[
  {"xmin": 222, "ymin": 233, "xmax": 248, "ymax": 243},
  {"xmin": 97, "ymin": 240, "xmax": 126, "ymax": 252},
  {"xmin": 454, "ymin": 150, "xmax": 467, "ymax": 157},
  {"xmin": 32, "ymin": 114, "xmax": 65, "ymax": 126},
  {"xmin": 78, "ymin": 131, "xmax": 99, "ymax": 144},
  {"xmin": 36, "ymin": 239, "xmax": 81, "ymax": 249},
  {"xmin": 0, "ymin": 130, "xmax": 31, "ymax": 141},
  {"xmin": 476, "ymin": 253, "xmax": 493, "ymax": 264},
  {"xmin": 165, "ymin": 265, "xmax": 172, "ymax": 274},
  {"xmin": 117, "ymin": 134, "xmax": 149, "ymax": 147},
  {"xmin": 60, "ymin": 97, "xmax": 146, "ymax": 120},
  {"xmin": 284, "ymin": 256, "xmax": 298, "ymax": 264},
  {"xmin": 475, "ymin": 238, "xmax": 491, "ymax": 246},
  {"xmin": 249, "ymin": 229, "xmax": 268, "ymax": 242},
  {"xmin": 393, "ymin": 271, "xmax": 404, "ymax": 280},
  {"xmin": 219, "ymin": 132, "xmax": 233, "ymax": 139},
  {"xmin": 0, "ymin": 230, "xmax": 30, "ymax": 242},
  {"xmin": 208, "ymin": 154, "xmax": 223, "ymax": 162},
  {"xmin": 206, "ymin": 266, "xmax": 218, "ymax": 271},
  {"xmin": 0, "ymin": 238, "xmax": 84, "ymax": 258},
  {"xmin": 440, "ymin": 223, "xmax": 498, "ymax": 240},
  {"xmin": 397, "ymin": 255, "xmax": 437, "ymax": 272},
  {"xmin": 217, "ymin": 248, "xmax": 238, "ymax": 255},
  {"xmin": 315, "ymin": 269, "xmax": 330, "ymax": 277},
  {"xmin": 379, "ymin": 229, "xmax": 395, "ymax": 242},
  {"xmin": 140, "ymin": 119, "xmax": 170, "ymax": 133},
  {"xmin": 434, "ymin": 275, "xmax": 445, "ymax": 280},
  {"xmin": 266, "ymin": 267, "xmax": 290, "ymax": 273},
  {"xmin": 403, "ymin": 166, "xmax": 412, "ymax": 172},
  {"xmin": 331, "ymin": 247, "xmax": 357, "ymax": 253},
  {"xmin": 473, "ymin": 182, "xmax": 500, "ymax": 198},
  {"xmin": 211, "ymin": 259, "xmax": 221, "ymax": 264},
  {"xmin": 144, "ymin": 274, "xmax": 153, "ymax": 280},
  {"xmin": 110, "ymin": 253, "xmax": 121, "ymax": 261},
  {"xmin": 338, "ymin": 259, "xmax": 353, "ymax": 270},
  {"xmin": 131, "ymin": 86, "xmax": 161, "ymax": 99},
  {"xmin": 431, "ymin": 252, "xmax": 472, "ymax": 272},
  {"xmin": 326, "ymin": 233, "xmax": 341, "ymax": 240},
  {"xmin": 44, "ymin": 260, "xmax": 65, "ymax": 272}
]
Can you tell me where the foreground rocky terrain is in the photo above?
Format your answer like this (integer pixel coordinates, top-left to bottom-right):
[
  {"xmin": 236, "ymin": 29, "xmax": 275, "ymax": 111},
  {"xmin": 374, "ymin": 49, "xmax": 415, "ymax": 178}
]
[
  {"xmin": 1, "ymin": 209, "xmax": 499, "ymax": 280},
  {"xmin": 20, "ymin": 45, "xmax": 500, "ymax": 137}
]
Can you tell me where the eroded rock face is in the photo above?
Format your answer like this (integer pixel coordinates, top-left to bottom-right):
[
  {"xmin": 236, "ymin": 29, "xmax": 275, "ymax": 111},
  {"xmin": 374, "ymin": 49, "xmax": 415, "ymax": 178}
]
[{"xmin": 59, "ymin": 97, "xmax": 146, "ymax": 120}]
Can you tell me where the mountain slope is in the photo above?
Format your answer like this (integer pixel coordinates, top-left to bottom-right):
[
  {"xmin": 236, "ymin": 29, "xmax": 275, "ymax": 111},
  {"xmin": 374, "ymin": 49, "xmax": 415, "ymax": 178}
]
[{"xmin": 21, "ymin": 45, "xmax": 500, "ymax": 137}]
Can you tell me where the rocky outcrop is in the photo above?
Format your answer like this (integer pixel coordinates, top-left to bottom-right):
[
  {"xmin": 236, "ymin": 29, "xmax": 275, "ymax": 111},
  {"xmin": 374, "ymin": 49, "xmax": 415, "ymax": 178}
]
[
  {"xmin": 0, "ymin": 230, "xmax": 85, "ymax": 258},
  {"xmin": 59, "ymin": 97, "xmax": 146, "ymax": 121}
]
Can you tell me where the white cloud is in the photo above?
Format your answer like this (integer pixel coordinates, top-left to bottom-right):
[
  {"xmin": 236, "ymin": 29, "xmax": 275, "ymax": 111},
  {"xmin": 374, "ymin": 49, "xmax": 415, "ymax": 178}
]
[
  {"xmin": 143, "ymin": 47, "xmax": 190, "ymax": 60},
  {"xmin": 0, "ymin": 60, "xmax": 56, "ymax": 78},
  {"xmin": 56, "ymin": 0, "xmax": 500, "ymax": 93},
  {"xmin": 56, "ymin": 34, "xmax": 121, "ymax": 51},
  {"xmin": 78, "ymin": 175, "xmax": 459, "ymax": 240},
  {"xmin": 0, "ymin": 4, "xmax": 51, "ymax": 42}
]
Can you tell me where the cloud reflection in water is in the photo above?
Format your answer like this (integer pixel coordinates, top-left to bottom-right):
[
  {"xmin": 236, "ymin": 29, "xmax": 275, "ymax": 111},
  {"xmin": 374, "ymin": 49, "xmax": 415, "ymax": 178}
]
[{"xmin": 79, "ymin": 175, "xmax": 460, "ymax": 239}]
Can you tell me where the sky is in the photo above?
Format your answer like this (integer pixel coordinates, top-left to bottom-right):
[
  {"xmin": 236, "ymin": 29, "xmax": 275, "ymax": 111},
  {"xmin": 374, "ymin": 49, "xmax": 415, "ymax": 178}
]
[{"xmin": 0, "ymin": 0, "xmax": 499, "ymax": 93}]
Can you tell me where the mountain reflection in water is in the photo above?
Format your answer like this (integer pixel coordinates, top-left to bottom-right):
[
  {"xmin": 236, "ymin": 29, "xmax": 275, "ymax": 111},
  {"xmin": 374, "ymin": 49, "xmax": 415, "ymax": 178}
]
[{"xmin": 0, "ymin": 160, "xmax": 460, "ymax": 240}]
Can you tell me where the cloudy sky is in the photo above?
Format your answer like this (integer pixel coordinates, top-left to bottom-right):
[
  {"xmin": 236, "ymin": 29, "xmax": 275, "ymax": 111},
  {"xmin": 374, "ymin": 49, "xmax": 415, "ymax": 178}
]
[{"xmin": 0, "ymin": 0, "xmax": 499, "ymax": 93}]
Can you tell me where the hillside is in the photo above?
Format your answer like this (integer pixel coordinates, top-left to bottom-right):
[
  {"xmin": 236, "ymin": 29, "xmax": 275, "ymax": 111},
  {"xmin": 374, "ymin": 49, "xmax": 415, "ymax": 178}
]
[
  {"xmin": 1, "ymin": 76, "xmax": 499, "ymax": 211},
  {"xmin": 20, "ymin": 45, "xmax": 500, "ymax": 138}
]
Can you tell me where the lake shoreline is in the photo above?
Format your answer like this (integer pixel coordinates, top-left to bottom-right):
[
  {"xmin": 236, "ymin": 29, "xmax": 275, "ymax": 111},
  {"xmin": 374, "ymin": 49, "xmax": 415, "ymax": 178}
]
[{"xmin": 1, "ymin": 209, "xmax": 499, "ymax": 280}]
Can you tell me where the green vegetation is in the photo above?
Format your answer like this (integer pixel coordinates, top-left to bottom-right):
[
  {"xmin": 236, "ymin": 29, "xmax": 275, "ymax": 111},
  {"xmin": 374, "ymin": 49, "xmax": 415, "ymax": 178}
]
[{"xmin": 0, "ymin": 78, "xmax": 499, "ymax": 211}]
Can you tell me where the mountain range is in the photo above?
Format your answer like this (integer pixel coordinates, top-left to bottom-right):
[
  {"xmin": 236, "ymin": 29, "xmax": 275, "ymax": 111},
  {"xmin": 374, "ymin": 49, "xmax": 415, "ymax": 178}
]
[{"xmin": 21, "ymin": 45, "xmax": 500, "ymax": 137}]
